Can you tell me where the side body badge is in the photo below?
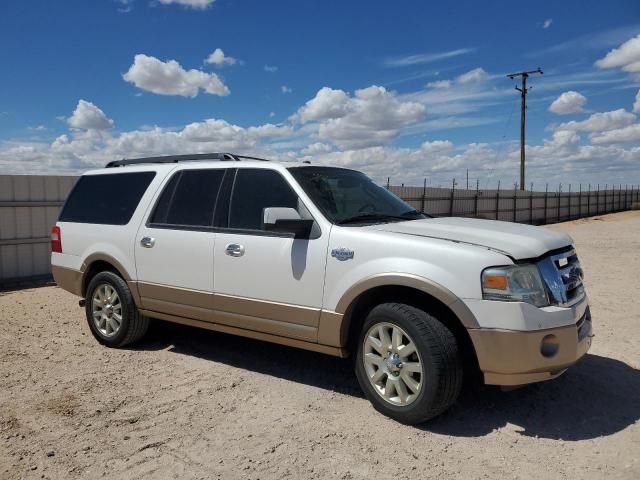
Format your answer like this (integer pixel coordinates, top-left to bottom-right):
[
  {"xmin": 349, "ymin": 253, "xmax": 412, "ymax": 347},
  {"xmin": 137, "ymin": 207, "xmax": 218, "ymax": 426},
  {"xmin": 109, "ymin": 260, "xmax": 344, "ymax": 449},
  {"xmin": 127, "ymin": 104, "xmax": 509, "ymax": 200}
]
[{"xmin": 331, "ymin": 247, "xmax": 354, "ymax": 261}]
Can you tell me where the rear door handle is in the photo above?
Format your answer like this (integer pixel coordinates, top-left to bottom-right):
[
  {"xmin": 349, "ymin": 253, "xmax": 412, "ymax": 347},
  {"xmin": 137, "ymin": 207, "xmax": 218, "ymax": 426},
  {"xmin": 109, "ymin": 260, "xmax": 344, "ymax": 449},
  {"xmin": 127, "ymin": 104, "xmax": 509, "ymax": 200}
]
[
  {"xmin": 140, "ymin": 236, "xmax": 155, "ymax": 248},
  {"xmin": 225, "ymin": 243, "xmax": 245, "ymax": 257}
]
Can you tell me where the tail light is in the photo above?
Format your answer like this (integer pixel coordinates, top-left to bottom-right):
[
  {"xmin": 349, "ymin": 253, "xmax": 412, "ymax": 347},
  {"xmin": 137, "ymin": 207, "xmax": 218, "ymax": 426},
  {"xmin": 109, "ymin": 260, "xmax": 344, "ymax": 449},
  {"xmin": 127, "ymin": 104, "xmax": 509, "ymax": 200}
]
[{"xmin": 51, "ymin": 226, "xmax": 62, "ymax": 253}]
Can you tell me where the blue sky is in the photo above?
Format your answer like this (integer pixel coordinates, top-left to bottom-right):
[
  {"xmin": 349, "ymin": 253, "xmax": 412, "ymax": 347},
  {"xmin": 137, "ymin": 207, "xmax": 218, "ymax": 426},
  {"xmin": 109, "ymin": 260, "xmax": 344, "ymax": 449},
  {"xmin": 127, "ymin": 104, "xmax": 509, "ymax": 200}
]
[{"xmin": 1, "ymin": 0, "xmax": 639, "ymax": 188}]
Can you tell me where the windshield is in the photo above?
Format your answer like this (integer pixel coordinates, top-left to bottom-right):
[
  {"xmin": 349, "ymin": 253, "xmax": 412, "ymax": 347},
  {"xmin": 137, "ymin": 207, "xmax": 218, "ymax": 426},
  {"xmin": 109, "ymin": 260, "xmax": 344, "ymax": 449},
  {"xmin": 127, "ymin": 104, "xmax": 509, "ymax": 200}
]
[{"xmin": 288, "ymin": 166, "xmax": 426, "ymax": 224}]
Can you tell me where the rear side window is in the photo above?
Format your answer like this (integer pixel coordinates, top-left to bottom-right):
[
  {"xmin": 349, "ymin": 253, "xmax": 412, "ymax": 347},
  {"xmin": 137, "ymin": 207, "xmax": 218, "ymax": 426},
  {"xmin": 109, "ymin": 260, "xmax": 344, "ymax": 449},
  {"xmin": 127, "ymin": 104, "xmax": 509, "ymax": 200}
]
[
  {"xmin": 229, "ymin": 169, "xmax": 298, "ymax": 230},
  {"xmin": 150, "ymin": 169, "xmax": 225, "ymax": 227},
  {"xmin": 59, "ymin": 172, "xmax": 155, "ymax": 225}
]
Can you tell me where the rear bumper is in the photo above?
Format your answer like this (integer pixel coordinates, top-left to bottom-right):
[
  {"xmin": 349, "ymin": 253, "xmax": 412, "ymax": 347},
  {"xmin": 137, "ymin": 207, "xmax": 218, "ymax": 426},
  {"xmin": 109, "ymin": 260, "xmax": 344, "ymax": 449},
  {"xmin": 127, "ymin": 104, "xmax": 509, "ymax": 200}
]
[
  {"xmin": 469, "ymin": 308, "xmax": 593, "ymax": 386},
  {"xmin": 51, "ymin": 265, "xmax": 83, "ymax": 296}
]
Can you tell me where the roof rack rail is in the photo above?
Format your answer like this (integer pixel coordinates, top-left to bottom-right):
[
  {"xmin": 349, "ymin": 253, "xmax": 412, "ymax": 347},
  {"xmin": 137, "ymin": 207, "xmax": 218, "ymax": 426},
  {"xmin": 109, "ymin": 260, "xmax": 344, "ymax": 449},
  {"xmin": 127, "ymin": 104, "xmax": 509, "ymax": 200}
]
[{"xmin": 105, "ymin": 152, "xmax": 271, "ymax": 168}]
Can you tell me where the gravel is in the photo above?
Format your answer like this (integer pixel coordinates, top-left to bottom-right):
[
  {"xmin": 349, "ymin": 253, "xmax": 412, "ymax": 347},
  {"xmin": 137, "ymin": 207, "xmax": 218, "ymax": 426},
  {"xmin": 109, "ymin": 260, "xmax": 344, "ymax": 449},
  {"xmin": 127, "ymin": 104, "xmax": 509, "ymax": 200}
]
[{"xmin": 1, "ymin": 211, "xmax": 639, "ymax": 479}]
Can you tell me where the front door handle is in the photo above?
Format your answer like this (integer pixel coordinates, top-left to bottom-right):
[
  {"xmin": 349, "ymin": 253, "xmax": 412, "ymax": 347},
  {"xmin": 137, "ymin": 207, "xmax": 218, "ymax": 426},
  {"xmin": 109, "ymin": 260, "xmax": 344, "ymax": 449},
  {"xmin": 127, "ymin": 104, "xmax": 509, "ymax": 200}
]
[
  {"xmin": 140, "ymin": 236, "xmax": 155, "ymax": 248},
  {"xmin": 225, "ymin": 243, "xmax": 245, "ymax": 257}
]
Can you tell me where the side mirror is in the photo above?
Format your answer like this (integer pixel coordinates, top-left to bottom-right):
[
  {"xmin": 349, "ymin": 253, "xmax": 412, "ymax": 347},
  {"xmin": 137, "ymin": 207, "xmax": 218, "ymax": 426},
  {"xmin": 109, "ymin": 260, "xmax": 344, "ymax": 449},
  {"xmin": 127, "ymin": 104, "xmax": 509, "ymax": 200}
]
[{"xmin": 263, "ymin": 207, "xmax": 314, "ymax": 238}]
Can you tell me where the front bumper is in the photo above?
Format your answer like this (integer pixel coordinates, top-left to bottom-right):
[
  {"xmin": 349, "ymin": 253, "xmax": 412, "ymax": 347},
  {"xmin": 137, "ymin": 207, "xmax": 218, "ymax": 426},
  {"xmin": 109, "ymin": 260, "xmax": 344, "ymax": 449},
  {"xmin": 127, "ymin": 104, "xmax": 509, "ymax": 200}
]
[{"xmin": 468, "ymin": 308, "xmax": 593, "ymax": 386}]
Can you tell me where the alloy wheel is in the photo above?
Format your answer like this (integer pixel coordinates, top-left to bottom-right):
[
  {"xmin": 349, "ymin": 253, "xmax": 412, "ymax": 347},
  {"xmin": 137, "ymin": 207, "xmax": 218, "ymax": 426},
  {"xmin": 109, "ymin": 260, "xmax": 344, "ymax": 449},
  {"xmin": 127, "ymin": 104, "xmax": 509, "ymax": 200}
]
[
  {"xmin": 91, "ymin": 283, "xmax": 123, "ymax": 338},
  {"xmin": 362, "ymin": 322, "xmax": 424, "ymax": 406}
]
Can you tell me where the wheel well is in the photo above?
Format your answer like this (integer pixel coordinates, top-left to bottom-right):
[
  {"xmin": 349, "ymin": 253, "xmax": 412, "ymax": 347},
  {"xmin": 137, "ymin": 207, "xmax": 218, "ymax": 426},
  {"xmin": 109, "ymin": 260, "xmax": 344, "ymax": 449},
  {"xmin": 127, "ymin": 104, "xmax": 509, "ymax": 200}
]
[
  {"xmin": 343, "ymin": 285, "xmax": 480, "ymax": 375},
  {"xmin": 81, "ymin": 260, "xmax": 123, "ymax": 297}
]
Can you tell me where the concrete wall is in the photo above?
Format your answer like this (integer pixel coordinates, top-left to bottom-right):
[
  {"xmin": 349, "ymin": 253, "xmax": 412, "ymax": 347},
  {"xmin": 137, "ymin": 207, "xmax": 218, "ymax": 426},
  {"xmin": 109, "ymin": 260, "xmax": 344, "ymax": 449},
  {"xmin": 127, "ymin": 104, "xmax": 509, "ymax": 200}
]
[{"xmin": 0, "ymin": 175, "xmax": 77, "ymax": 286}]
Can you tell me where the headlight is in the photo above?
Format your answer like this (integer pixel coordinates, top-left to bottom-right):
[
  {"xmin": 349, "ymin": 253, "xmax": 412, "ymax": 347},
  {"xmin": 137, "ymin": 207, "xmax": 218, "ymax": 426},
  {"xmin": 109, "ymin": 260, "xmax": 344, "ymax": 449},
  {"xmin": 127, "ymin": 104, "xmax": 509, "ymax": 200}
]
[{"xmin": 481, "ymin": 264, "xmax": 550, "ymax": 307}]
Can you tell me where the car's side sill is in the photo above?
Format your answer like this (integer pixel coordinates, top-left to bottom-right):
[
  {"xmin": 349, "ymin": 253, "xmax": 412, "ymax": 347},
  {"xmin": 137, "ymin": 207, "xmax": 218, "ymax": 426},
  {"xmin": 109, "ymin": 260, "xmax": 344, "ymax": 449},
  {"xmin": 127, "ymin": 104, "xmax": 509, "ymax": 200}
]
[{"xmin": 139, "ymin": 308, "xmax": 349, "ymax": 358}]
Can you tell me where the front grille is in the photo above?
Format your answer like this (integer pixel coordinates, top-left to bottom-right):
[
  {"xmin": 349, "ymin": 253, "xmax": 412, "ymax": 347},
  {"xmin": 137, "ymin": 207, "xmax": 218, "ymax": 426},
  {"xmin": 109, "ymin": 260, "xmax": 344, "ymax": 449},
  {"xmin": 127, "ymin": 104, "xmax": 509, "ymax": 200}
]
[{"xmin": 537, "ymin": 248, "xmax": 586, "ymax": 307}]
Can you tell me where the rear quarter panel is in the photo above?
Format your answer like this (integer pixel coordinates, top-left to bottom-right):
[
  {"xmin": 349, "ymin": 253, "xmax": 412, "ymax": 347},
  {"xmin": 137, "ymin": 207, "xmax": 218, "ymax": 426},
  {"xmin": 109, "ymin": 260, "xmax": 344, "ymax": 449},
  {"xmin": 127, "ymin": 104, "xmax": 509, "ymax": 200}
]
[{"xmin": 51, "ymin": 167, "xmax": 172, "ymax": 281}]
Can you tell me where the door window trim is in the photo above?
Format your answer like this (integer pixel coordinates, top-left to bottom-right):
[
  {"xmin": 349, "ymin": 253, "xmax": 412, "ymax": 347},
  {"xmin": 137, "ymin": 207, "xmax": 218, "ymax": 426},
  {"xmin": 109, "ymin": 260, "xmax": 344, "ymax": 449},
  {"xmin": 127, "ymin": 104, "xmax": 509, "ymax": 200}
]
[
  {"xmin": 145, "ymin": 168, "xmax": 229, "ymax": 232},
  {"xmin": 216, "ymin": 167, "xmax": 322, "ymax": 239}
]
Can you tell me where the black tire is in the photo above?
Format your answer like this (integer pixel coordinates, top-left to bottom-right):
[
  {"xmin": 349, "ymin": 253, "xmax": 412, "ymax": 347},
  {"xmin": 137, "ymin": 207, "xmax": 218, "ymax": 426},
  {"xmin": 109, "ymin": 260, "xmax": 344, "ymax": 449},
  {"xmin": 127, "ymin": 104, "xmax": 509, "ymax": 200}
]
[
  {"xmin": 85, "ymin": 271, "xmax": 148, "ymax": 347},
  {"xmin": 354, "ymin": 303, "xmax": 463, "ymax": 424}
]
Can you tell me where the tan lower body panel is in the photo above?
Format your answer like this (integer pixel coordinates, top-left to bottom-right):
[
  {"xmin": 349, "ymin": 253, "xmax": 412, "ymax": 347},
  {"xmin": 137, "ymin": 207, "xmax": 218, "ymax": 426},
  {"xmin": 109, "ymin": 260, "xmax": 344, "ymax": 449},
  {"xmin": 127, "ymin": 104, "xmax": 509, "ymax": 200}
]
[
  {"xmin": 137, "ymin": 282, "xmax": 213, "ymax": 322},
  {"xmin": 52, "ymin": 265, "xmax": 83, "ymax": 296},
  {"xmin": 140, "ymin": 308, "xmax": 348, "ymax": 358},
  {"xmin": 469, "ymin": 320, "xmax": 592, "ymax": 386},
  {"xmin": 136, "ymin": 281, "xmax": 323, "ymax": 345},
  {"xmin": 55, "ymin": 267, "xmax": 346, "ymax": 354},
  {"xmin": 317, "ymin": 310, "xmax": 344, "ymax": 347}
]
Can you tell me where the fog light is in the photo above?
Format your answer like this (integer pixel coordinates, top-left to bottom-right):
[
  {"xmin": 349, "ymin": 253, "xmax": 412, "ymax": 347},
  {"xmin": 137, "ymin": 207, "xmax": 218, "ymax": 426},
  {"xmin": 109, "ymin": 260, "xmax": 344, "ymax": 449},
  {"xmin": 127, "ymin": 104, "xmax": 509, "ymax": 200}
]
[{"xmin": 541, "ymin": 335, "xmax": 559, "ymax": 358}]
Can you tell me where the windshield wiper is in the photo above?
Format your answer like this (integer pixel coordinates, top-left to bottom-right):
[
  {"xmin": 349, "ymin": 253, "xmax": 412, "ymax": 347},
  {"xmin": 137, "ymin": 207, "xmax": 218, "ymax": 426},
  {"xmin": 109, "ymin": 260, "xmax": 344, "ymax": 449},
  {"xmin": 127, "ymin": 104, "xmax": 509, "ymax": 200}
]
[
  {"xmin": 399, "ymin": 209, "xmax": 426, "ymax": 218},
  {"xmin": 337, "ymin": 213, "xmax": 413, "ymax": 225}
]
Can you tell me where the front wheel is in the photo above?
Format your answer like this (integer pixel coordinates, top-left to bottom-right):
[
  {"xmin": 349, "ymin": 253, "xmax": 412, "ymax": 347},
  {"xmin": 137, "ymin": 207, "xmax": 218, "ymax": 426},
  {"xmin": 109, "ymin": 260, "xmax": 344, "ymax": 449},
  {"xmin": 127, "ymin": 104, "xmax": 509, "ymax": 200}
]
[
  {"xmin": 354, "ymin": 303, "xmax": 463, "ymax": 424},
  {"xmin": 85, "ymin": 271, "xmax": 148, "ymax": 347}
]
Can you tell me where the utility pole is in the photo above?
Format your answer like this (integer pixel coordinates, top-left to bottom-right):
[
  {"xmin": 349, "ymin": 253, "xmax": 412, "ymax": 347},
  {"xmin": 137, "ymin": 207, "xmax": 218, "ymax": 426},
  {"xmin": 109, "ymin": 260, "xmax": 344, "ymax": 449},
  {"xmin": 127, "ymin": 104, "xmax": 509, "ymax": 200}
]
[{"xmin": 507, "ymin": 68, "xmax": 543, "ymax": 190}]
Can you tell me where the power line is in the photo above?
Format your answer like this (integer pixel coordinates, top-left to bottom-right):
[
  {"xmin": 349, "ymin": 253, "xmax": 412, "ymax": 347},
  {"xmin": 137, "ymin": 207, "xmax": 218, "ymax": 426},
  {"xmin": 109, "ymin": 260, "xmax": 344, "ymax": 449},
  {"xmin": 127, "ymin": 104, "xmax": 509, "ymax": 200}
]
[{"xmin": 507, "ymin": 68, "xmax": 543, "ymax": 190}]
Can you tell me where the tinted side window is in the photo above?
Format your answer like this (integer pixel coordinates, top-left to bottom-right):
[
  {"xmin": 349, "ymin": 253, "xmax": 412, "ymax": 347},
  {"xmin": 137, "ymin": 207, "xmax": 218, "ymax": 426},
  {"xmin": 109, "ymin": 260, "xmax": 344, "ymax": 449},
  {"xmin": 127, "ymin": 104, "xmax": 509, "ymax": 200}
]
[
  {"xmin": 229, "ymin": 169, "xmax": 298, "ymax": 230},
  {"xmin": 150, "ymin": 169, "xmax": 224, "ymax": 227},
  {"xmin": 59, "ymin": 172, "xmax": 155, "ymax": 225}
]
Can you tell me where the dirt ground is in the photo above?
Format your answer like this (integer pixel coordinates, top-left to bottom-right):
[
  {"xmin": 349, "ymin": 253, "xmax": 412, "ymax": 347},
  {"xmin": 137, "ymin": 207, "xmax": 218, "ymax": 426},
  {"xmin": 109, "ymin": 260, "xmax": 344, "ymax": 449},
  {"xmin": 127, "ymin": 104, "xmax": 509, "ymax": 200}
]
[{"xmin": 1, "ymin": 211, "xmax": 639, "ymax": 480}]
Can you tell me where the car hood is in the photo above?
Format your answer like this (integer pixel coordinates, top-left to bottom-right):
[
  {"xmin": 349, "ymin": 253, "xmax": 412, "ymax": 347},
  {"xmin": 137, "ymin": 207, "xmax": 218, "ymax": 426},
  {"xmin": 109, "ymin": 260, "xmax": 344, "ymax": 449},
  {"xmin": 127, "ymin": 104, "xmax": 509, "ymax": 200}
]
[{"xmin": 367, "ymin": 217, "xmax": 572, "ymax": 259}]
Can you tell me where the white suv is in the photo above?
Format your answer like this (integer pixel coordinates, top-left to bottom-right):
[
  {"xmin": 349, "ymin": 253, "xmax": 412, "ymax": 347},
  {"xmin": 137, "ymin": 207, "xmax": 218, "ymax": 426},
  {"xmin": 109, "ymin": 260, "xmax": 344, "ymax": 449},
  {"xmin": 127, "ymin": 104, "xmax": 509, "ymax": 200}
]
[{"xmin": 51, "ymin": 153, "xmax": 592, "ymax": 424}]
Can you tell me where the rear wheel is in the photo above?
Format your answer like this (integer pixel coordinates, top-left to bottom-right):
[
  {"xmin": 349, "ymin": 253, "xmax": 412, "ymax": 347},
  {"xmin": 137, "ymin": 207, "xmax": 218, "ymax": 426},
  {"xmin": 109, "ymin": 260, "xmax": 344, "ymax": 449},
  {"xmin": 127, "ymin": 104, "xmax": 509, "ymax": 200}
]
[
  {"xmin": 354, "ymin": 303, "xmax": 463, "ymax": 424},
  {"xmin": 85, "ymin": 271, "xmax": 148, "ymax": 347}
]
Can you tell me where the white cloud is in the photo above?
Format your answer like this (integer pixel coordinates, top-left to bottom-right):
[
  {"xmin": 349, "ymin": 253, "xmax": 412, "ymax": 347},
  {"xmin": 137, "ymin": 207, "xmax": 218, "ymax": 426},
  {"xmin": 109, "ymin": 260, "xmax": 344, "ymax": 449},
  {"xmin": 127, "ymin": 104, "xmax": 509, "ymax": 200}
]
[
  {"xmin": 384, "ymin": 48, "xmax": 476, "ymax": 67},
  {"xmin": 589, "ymin": 123, "xmax": 640, "ymax": 144},
  {"xmin": 157, "ymin": 0, "xmax": 215, "ymax": 9},
  {"xmin": 633, "ymin": 89, "xmax": 640, "ymax": 113},
  {"xmin": 543, "ymin": 19, "xmax": 553, "ymax": 29},
  {"xmin": 269, "ymin": 111, "xmax": 276, "ymax": 118},
  {"xmin": 554, "ymin": 109, "xmax": 636, "ymax": 132},
  {"xmin": 530, "ymin": 25, "xmax": 640, "ymax": 58},
  {"xmin": 123, "ymin": 54, "xmax": 230, "ymax": 97},
  {"xmin": 426, "ymin": 79, "xmax": 452, "ymax": 89},
  {"xmin": 180, "ymin": 119, "xmax": 253, "ymax": 145},
  {"xmin": 281, "ymin": 85, "xmax": 292, "ymax": 94},
  {"xmin": 264, "ymin": 65, "xmax": 278, "ymax": 73},
  {"xmin": 0, "ymin": 115, "xmax": 300, "ymax": 174},
  {"xmin": 67, "ymin": 100, "xmax": 114, "ymax": 130},
  {"xmin": 418, "ymin": 140, "xmax": 454, "ymax": 154},
  {"xmin": 424, "ymin": 67, "xmax": 486, "ymax": 94},
  {"xmin": 456, "ymin": 67, "xmax": 487, "ymax": 84},
  {"xmin": 3, "ymin": 77, "xmax": 640, "ymax": 187},
  {"xmin": 595, "ymin": 34, "xmax": 640, "ymax": 72},
  {"xmin": 294, "ymin": 87, "xmax": 351, "ymax": 122},
  {"xmin": 2, "ymin": 116, "xmax": 639, "ymax": 187},
  {"xmin": 403, "ymin": 80, "xmax": 509, "ymax": 116},
  {"xmin": 177, "ymin": 119, "xmax": 291, "ymax": 147},
  {"xmin": 301, "ymin": 142, "xmax": 333, "ymax": 155},
  {"xmin": 293, "ymin": 85, "xmax": 425, "ymax": 149},
  {"xmin": 549, "ymin": 91, "xmax": 587, "ymax": 115},
  {"xmin": 247, "ymin": 123, "xmax": 293, "ymax": 137},
  {"xmin": 205, "ymin": 48, "xmax": 237, "ymax": 66},
  {"xmin": 304, "ymin": 131, "xmax": 640, "ymax": 187}
]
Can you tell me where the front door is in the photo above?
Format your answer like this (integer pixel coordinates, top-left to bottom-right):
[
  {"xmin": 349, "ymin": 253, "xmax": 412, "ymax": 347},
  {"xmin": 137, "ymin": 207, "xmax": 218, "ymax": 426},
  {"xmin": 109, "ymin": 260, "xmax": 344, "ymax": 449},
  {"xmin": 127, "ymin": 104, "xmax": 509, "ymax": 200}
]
[
  {"xmin": 134, "ymin": 167, "xmax": 226, "ymax": 321},
  {"xmin": 213, "ymin": 168, "xmax": 328, "ymax": 342}
]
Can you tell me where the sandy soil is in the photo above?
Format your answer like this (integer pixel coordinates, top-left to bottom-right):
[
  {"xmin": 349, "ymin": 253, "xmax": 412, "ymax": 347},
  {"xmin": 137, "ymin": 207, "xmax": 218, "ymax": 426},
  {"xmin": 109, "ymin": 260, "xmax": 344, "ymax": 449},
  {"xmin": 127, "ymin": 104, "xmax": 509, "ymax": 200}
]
[{"xmin": 1, "ymin": 211, "xmax": 639, "ymax": 480}]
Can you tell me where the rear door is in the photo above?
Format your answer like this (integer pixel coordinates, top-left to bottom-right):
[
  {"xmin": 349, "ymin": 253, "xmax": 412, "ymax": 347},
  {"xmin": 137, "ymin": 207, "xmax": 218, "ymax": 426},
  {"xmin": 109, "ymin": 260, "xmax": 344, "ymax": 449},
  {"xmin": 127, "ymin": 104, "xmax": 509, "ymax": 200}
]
[
  {"xmin": 134, "ymin": 167, "xmax": 227, "ymax": 321},
  {"xmin": 212, "ymin": 168, "xmax": 329, "ymax": 342}
]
